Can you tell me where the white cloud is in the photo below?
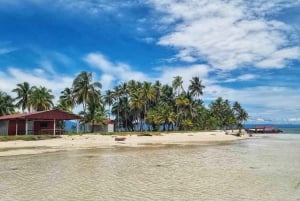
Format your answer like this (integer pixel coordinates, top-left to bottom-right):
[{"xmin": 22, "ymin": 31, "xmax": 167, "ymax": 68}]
[
  {"xmin": 223, "ymin": 74, "xmax": 256, "ymax": 83},
  {"xmin": 84, "ymin": 53, "xmax": 149, "ymax": 90},
  {"xmin": 157, "ymin": 64, "xmax": 210, "ymax": 89},
  {"xmin": 150, "ymin": 0, "xmax": 300, "ymax": 70},
  {"xmin": 0, "ymin": 67, "xmax": 74, "ymax": 104},
  {"xmin": 203, "ymin": 84, "xmax": 300, "ymax": 122},
  {"xmin": 0, "ymin": 47, "xmax": 17, "ymax": 55}
]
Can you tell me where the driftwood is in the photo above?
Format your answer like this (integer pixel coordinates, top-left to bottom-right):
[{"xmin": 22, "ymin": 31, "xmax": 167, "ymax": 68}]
[
  {"xmin": 137, "ymin": 133, "xmax": 152, "ymax": 136},
  {"xmin": 115, "ymin": 136, "xmax": 126, "ymax": 141}
]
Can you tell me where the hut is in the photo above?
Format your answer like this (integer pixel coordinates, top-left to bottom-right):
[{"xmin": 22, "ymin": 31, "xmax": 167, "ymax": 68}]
[{"xmin": 0, "ymin": 109, "xmax": 82, "ymax": 136}]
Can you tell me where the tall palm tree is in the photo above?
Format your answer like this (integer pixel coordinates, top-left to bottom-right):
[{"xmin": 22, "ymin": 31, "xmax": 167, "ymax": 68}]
[
  {"xmin": 104, "ymin": 89, "xmax": 113, "ymax": 120},
  {"xmin": 129, "ymin": 90, "xmax": 144, "ymax": 131},
  {"xmin": 85, "ymin": 90, "xmax": 104, "ymax": 133},
  {"xmin": 28, "ymin": 86, "xmax": 54, "ymax": 111},
  {"xmin": 72, "ymin": 71, "xmax": 102, "ymax": 116},
  {"xmin": 111, "ymin": 85, "xmax": 122, "ymax": 131},
  {"xmin": 233, "ymin": 101, "xmax": 248, "ymax": 130},
  {"xmin": 0, "ymin": 91, "xmax": 15, "ymax": 115},
  {"xmin": 12, "ymin": 82, "xmax": 32, "ymax": 112},
  {"xmin": 175, "ymin": 94, "xmax": 190, "ymax": 130},
  {"xmin": 188, "ymin": 76, "xmax": 205, "ymax": 100},
  {"xmin": 59, "ymin": 87, "xmax": 75, "ymax": 112},
  {"xmin": 172, "ymin": 76, "xmax": 184, "ymax": 96}
]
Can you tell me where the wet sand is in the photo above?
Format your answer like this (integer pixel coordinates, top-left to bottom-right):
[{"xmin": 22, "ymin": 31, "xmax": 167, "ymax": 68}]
[{"xmin": 0, "ymin": 131, "xmax": 248, "ymax": 156}]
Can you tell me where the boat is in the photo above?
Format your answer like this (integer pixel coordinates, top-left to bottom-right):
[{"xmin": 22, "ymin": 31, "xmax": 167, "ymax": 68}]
[{"xmin": 246, "ymin": 126, "xmax": 283, "ymax": 134}]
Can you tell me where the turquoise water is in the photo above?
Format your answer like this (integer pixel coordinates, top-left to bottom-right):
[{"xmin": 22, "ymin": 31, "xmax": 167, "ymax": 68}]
[{"xmin": 0, "ymin": 134, "xmax": 300, "ymax": 201}]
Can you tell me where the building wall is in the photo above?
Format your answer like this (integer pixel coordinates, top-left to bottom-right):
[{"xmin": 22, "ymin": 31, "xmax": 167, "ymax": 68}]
[
  {"xmin": 7, "ymin": 120, "xmax": 54, "ymax": 135},
  {"xmin": 0, "ymin": 120, "xmax": 8, "ymax": 136},
  {"xmin": 34, "ymin": 121, "xmax": 54, "ymax": 134}
]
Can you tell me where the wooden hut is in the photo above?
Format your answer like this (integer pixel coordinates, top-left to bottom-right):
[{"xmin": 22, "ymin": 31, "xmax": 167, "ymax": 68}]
[{"xmin": 0, "ymin": 109, "xmax": 82, "ymax": 136}]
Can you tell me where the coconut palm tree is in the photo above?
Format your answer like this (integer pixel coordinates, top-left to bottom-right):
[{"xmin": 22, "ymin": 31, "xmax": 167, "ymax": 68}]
[
  {"xmin": 72, "ymin": 71, "xmax": 102, "ymax": 116},
  {"xmin": 188, "ymin": 76, "xmax": 205, "ymax": 100},
  {"xmin": 12, "ymin": 82, "xmax": 32, "ymax": 112},
  {"xmin": 0, "ymin": 91, "xmax": 15, "ymax": 115},
  {"xmin": 28, "ymin": 86, "xmax": 54, "ymax": 111},
  {"xmin": 172, "ymin": 76, "xmax": 184, "ymax": 96},
  {"xmin": 59, "ymin": 87, "xmax": 75, "ymax": 112},
  {"xmin": 104, "ymin": 89, "xmax": 113, "ymax": 120},
  {"xmin": 233, "ymin": 101, "xmax": 248, "ymax": 130},
  {"xmin": 85, "ymin": 90, "xmax": 104, "ymax": 133},
  {"xmin": 129, "ymin": 90, "xmax": 144, "ymax": 131},
  {"xmin": 175, "ymin": 95, "xmax": 190, "ymax": 130}
]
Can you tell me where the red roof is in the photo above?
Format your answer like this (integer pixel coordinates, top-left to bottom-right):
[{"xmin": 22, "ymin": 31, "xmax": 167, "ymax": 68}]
[{"xmin": 0, "ymin": 109, "xmax": 82, "ymax": 120}]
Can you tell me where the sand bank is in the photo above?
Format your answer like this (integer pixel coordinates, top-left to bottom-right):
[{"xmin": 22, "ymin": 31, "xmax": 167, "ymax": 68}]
[{"xmin": 0, "ymin": 131, "xmax": 248, "ymax": 156}]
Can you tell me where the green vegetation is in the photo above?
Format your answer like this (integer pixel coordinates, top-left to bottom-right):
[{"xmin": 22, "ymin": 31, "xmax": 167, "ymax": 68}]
[
  {"xmin": 0, "ymin": 135, "xmax": 61, "ymax": 142},
  {"xmin": 0, "ymin": 71, "xmax": 248, "ymax": 133}
]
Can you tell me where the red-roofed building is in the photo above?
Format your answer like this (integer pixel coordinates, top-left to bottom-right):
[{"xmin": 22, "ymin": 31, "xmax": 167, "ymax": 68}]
[{"xmin": 0, "ymin": 109, "xmax": 82, "ymax": 136}]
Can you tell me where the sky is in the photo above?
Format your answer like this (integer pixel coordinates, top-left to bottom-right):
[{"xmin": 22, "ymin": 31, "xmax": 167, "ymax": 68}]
[{"xmin": 0, "ymin": 0, "xmax": 299, "ymax": 124}]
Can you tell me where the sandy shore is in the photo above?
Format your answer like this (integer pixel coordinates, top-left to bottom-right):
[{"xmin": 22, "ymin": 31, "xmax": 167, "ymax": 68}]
[{"xmin": 0, "ymin": 131, "xmax": 248, "ymax": 156}]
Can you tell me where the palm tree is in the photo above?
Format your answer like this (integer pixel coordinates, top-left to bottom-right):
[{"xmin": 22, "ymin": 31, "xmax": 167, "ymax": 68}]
[
  {"xmin": 59, "ymin": 87, "xmax": 75, "ymax": 112},
  {"xmin": 233, "ymin": 101, "xmax": 248, "ymax": 131},
  {"xmin": 104, "ymin": 89, "xmax": 113, "ymax": 120},
  {"xmin": 0, "ymin": 91, "xmax": 15, "ymax": 115},
  {"xmin": 172, "ymin": 76, "xmax": 184, "ymax": 96},
  {"xmin": 28, "ymin": 86, "xmax": 54, "ymax": 111},
  {"xmin": 85, "ymin": 90, "xmax": 104, "ymax": 133},
  {"xmin": 129, "ymin": 90, "xmax": 144, "ymax": 131},
  {"xmin": 111, "ymin": 85, "xmax": 122, "ymax": 131},
  {"xmin": 12, "ymin": 82, "xmax": 32, "ymax": 112},
  {"xmin": 175, "ymin": 94, "xmax": 190, "ymax": 130},
  {"xmin": 188, "ymin": 76, "xmax": 205, "ymax": 100},
  {"xmin": 72, "ymin": 71, "xmax": 102, "ymax": 116}
]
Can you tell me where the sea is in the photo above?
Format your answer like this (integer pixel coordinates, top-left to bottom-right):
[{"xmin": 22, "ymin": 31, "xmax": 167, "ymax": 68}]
[{"xmin": 0, "ymin": 124, "xmax": 300, "ymax": 201}]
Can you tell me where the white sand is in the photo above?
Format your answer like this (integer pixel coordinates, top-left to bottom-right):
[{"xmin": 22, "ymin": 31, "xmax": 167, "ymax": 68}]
[{"xmin": 0, "ymin": 131, "xmax": 248, "ymax": 156}]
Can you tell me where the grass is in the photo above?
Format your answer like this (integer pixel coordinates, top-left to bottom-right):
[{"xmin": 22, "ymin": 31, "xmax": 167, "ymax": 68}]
[{"xmin": 0, "ymin": 135, "xmax": 61, "ymax": 142}]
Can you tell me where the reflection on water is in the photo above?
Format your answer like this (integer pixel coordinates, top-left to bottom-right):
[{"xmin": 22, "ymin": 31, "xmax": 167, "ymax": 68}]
[{"xmin": 1, "ymin": 135, "xmax": 300, "ymax": 201}]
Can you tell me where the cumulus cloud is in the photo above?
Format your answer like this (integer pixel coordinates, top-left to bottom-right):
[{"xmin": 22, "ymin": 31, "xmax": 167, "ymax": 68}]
[
  {"xmin": 149, "ymin": 0, "xmax": 300, "ymax": 70},
  {"xmin": 203, "ymin": 84, "xmax": 300, "ymax": 122},
  {"xmin": 84, "ymin": 53, "xmax": 149, "ymax": 90},
  {"xmin": 223, "ymin": 74, "xmax": 256, "ymax": 83},
  {"xmin": 0, "ymin": 67, "xmax": 74, "ymax": 104}
]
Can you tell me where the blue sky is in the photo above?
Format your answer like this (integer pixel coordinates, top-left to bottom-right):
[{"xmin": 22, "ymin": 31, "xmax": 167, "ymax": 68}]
[{"xmin": 0, "ymin": 0, "xmax": 299, "ymax": 123}]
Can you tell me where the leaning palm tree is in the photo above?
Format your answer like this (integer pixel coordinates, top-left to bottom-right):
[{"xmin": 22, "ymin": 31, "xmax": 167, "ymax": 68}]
[
  {"xmin": 72, "ymin": 71, "xmax": 102, "ymax": 116},
  {"xmin": 28, "ymin": 86, "xmax": 54, "ymax": 111},
  {"xmin": 12, "ymin": 82, "xmax": 32, "ymax": 112},
  {"xmin": 0, "ymin": 91, "xmax": 15, "ymax": 115}
]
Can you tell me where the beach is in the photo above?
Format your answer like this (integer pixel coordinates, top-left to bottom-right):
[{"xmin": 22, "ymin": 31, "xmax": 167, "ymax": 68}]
[
  {"xmin": 1, "ymin": 133, "xmax": 299, "ymax": 201},
  {"xmin": 0, "ymin": 131, "xmax": 248, "ymax": 157}
]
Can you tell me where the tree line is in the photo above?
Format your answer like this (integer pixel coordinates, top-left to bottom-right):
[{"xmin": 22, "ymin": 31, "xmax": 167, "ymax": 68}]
[{"xmin": 0, "ymin": 71, "xmax": 248, "ymax": 132}]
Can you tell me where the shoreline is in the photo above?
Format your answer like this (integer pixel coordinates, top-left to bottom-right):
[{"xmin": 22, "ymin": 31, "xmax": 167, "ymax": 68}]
[{"xmin": 0, "ymin": 131, "xmax": 249, "ymax": 157}]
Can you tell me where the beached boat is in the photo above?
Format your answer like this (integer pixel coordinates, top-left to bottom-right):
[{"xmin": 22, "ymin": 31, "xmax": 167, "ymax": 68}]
[{"xmin": 246, "ymin": 126, "xmax": 283, "ymax": 134}]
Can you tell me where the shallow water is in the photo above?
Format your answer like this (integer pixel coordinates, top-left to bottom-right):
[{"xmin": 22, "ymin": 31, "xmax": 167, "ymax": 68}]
[{"xmin": 0, "ymin": 134, "xmax": 300, "ymax": 201}]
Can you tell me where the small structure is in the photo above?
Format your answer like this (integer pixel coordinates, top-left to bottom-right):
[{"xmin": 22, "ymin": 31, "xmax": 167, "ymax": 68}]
[
  {"xmin": 87, "ymin": 120, "xmax": 114, "ymax": 133},
  {"xmin": 246, "ymin": 126, "xmax": 283, "ymax": 134},
  {"xmin": 0, "ymin": 109, "xmax": 82, "ymax": 136}
]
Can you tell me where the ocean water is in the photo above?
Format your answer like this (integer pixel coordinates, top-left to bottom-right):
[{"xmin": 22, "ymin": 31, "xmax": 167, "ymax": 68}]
[
  {"xmin": 0, "ymin": 132, "xmax": 300, "ymax": 200},
  {"xmin": 245, "ymin": 124, "xmax": 300, "ymax": 134}
]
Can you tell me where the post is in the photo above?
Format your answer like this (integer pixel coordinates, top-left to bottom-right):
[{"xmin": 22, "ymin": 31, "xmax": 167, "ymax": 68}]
[
  {"xmin": 25, "ymin": 119, "xmax": 28, "ymax": 135},
  {"xmin": 53, "ymin": 119, "xmax": 56, "ymax": 136},
  {"xmin": 76, "ymin": 119, "xmax": 79, "ymax": 134},
  {"xmin": 15, "ymin": 120, "xmax": 18, "ymax": 136}
]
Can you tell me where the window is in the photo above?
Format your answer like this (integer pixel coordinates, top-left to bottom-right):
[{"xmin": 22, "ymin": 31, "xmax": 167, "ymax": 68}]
[{"xmin": 40, "ymin": 122, "xmax": 48, "ymax": 128}]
